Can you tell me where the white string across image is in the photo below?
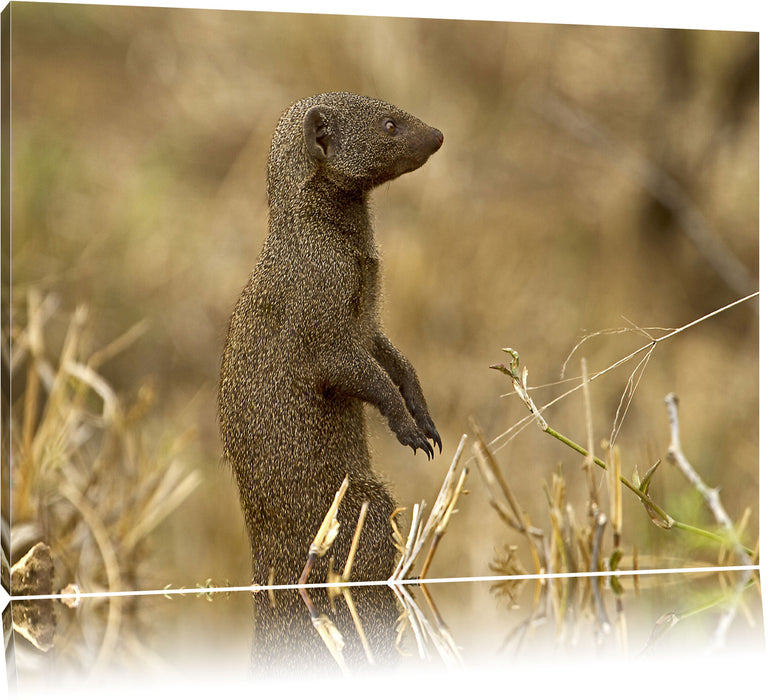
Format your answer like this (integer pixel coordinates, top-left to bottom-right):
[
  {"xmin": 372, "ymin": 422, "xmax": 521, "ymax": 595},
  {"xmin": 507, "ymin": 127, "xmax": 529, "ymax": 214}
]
[{"xmin": 8, "ymin": 564, "xmax": 760, "ymax": 602}]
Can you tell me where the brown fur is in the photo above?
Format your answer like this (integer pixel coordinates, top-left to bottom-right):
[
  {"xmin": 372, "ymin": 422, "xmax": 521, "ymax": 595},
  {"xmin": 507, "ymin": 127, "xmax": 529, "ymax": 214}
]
[{"xmin": 219, "ymin": 92, "xmax": 442, "ymax": 587}]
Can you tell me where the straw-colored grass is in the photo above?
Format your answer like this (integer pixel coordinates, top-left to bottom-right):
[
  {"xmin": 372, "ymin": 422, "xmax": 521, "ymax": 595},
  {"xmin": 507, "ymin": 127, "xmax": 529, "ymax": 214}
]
[{"xmin": 6, "ymin": 288, "xmax": 201, "ymax": 671}]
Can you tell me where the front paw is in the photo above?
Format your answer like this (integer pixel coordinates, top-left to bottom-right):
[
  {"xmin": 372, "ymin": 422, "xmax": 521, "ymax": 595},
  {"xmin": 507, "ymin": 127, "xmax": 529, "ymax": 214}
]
[
  {"xmin": 393, "ymin": 418, "xmax": 435, "ymax": 460},
  {"xmin": 403, "ymin": 399, "xmax": 442, "ymax": 454},
  {"xmin": 407, "ymin": 406, "xmax": 441, "ymax": 455},
  {"xmin": 412, "ymin": 414, "xmax": 441, "ymax": 455}
]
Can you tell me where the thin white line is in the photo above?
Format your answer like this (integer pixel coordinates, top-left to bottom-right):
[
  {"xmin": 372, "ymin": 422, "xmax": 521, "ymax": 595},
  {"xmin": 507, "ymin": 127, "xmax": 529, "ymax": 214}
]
[{"xmin": 10, "ymin": 564, "xmax": 759, "ymax": 601}]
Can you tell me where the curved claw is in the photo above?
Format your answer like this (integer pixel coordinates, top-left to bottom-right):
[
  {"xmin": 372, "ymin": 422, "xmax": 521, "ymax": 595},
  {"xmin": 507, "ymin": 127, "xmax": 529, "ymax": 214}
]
[
  {"xmin": 430, "ymin": 430, "xmax": 442, "ymax": 454},
  {"xmin": 409, "ymin": 436, "xmax": 433, "ymax": 460},
  {"xmin": 395, "ymin": 417, "xmax": 437, "ymax": 460},
  {"xmin": 416, "ymin": 417, "xmax": 442, "ymax": 456}
]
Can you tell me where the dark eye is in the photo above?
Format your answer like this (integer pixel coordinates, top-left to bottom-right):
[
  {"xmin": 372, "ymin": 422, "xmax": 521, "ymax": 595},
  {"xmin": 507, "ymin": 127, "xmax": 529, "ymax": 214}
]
[{"xmin": 383, "ymin": 118, "xmax": 396, "ymax": 133}]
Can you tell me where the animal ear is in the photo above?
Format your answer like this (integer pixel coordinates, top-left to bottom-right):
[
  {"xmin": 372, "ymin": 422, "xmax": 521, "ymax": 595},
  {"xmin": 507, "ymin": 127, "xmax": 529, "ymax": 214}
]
[{"xmin": 303, "ymin": 106, "xmax": 338, "ymax": 160}]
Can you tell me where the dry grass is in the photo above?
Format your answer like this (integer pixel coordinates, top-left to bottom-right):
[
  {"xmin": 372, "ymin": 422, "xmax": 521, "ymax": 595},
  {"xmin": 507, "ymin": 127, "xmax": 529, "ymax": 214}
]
[
  {"xmin": 5, "ymin": 288, "xmax": 201, "ymax": 672},
  {"xmin": 470, "ymin": 331, "xmax": 758, "ymax": 654}
]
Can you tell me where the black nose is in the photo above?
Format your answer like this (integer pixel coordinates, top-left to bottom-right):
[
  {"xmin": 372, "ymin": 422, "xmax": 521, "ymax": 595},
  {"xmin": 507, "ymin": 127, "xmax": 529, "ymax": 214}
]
[{"xmin": 433, "ymin": 128, "xmax": 444, "ymax": 147}]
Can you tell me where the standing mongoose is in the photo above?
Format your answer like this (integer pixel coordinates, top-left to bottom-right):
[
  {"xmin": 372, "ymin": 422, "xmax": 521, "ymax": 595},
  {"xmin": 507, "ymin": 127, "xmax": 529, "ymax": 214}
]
[{"xmin": 219, "ymin": 92, "xmax": 443, "ymax": 588}]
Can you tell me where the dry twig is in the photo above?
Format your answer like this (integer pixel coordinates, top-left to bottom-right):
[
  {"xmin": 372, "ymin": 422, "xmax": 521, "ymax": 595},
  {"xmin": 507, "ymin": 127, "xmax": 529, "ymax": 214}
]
[
  {"xmin": 299, "ymin": 475, "xmax": 349, "ymax": 586},
  {"xmin": 663, "ymin": 392, "xmax": 755, "ymax": 650},
  {"xmin": 664, "ymin": 393, "xmax": 751, "ymax": 569},
  {"xmin": 391, "ymin": 433, "xmax": 469, "ymax": 581}
]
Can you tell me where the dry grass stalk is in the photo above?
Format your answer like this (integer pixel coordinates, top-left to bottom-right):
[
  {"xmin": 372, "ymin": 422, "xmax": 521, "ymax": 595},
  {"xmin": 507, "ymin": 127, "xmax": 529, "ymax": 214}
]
[
  {"xmin": 419, "ymin": 446, "xmax": 468, "ymax": 579},
  {"xmin": 581, "ymin": 358, "xmax": 599, "ymax": 507},
  {"xmin": 391, "ymin": 501, "xmax": 425, "ymax": 579},
  {"xmin": 294, "ymin": 477, "xmax": 369, "ymax": 671},
  {"xmin": 391, "ymin": 433, "xmax": 469, "ymax": 581},
  {"xmin": 299, "ymin": 475, "xmax": 349, "ymax": 586},
  {"xmin": 607, "ymin": 445, "xmax": 623, "ymax": 550},
  {"xmin": 327, "ymin": 500, "xmax": 375, "ymax": 664},
  {"xmin": 471, "ymin": 420, "xmax": 544, "ymax": 578},
  {"xmin": 341, "ymin": 500, "xmax": 369, "ymax": 583}
]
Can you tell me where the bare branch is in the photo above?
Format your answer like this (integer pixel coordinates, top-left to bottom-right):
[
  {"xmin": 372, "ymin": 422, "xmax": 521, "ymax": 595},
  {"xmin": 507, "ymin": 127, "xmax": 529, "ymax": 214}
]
[
  {"xmin": 664, "ymin": 392, "xmax": 754, "ymax": 651},
  {"xmin": 664, "ymin": 394, "xmax": 751, "ymax": 568}
]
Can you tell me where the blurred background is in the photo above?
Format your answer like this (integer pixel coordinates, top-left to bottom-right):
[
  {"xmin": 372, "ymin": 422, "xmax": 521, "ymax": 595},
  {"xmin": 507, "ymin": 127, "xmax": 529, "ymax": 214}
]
[{"xmin": 5, "ymin": 1, "xmax": 759, "ymax": 676}]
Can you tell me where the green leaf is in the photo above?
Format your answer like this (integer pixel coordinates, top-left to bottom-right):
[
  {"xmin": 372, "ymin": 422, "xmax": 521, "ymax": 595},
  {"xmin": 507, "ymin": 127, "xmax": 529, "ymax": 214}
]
[
  {"xmin": 640, "ymin": 459, "xmax": 661, "ymax": 494},
  {"xmin": 489, "ymin": 363, "xmax": 513, "ymax": 378}
]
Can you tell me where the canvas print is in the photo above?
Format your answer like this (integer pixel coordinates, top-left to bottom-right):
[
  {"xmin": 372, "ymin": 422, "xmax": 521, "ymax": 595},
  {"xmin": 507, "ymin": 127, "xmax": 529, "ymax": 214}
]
[{"xmin": 1, "ymin": 1, "xmax": 761, "ymax": 691}]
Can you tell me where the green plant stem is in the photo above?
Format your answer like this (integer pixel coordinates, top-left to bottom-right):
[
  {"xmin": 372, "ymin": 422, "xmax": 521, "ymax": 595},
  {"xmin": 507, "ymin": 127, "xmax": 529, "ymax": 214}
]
[{"xmin": 543, "ymin": 426, "xmax": 754, "ymax": 556}]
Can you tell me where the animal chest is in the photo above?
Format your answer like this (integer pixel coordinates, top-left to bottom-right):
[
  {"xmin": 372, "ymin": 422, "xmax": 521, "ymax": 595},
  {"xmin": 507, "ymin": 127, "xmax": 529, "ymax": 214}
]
[{"xmin": 350, "ymin": 254, "xmax": 380, "ymax": 322}]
